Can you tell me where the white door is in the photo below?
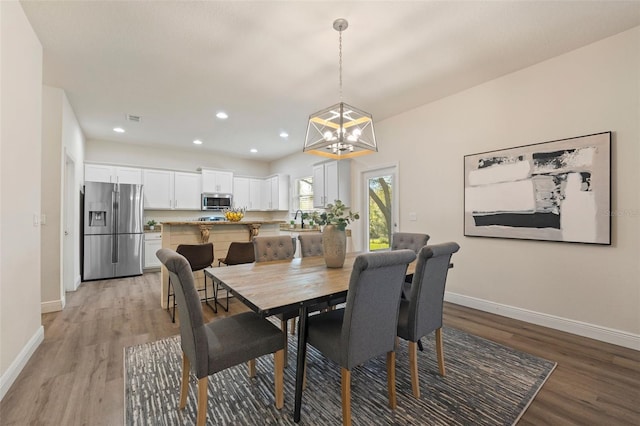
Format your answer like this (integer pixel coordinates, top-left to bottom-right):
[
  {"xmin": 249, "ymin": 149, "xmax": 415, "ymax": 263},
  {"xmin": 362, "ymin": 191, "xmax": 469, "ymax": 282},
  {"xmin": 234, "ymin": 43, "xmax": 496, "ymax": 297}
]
[
  {"xmin": 84, "ymin": 164, "xmax": 113, "ymax": 183},
  {"xmin": 115, "ymin": 166, "xmax": 142, "ymax": 185},
  {"xmin": 249, "ymin": 178, "xmax": 263, "ymax": 211},
  {"xmin": 312, "ymin": 164, "xmax": 325, "ymax": 208},
  {"xmin": 143, "ymin": 169, "xmax": 173, "ymax": 209},
  {"xmin": 63, "ymin": 153, "xmax": 76, "ymax": 293},
  {"xmin": 174, "ymin": 172, "xmax": 201, "ymax": 210},
  {"xmin": 233, "ymin": 177, "xmax": 250, "ymax": 209},
  {"xmin": 363, "ymin": 166, "xmax": 398, "ymax": 251}
]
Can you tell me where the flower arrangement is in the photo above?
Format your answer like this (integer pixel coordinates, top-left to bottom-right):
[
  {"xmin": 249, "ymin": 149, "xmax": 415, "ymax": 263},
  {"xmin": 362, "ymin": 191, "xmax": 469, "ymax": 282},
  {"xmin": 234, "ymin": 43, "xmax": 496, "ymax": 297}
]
[
  {"xmin": 310, "ymin": 200, "xmax": 360, "ymax": 231},
  {"xmin": 223, "ymin": 207, "xmax": 245, "ymax": 222},
  {"xmin": 146, "ymin": 219, "xmax": 157, "ymax": 230}
]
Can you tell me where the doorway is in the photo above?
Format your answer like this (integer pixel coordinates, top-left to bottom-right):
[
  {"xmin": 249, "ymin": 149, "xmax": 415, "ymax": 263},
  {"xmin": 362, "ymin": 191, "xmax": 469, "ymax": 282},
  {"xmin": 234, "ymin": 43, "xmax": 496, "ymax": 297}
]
[
  {"xmin": 363, "ymin": 166, "xmax": 398, "ymax": 251},
  {"xmin": 63, "ymin": 152, "xmax": 76, "ymax": 293}
]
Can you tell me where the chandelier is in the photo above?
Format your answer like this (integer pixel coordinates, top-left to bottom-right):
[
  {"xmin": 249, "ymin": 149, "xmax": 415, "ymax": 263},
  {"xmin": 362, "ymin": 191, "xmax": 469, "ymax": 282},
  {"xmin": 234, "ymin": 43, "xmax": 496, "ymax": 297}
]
[{"xmin": 303, "ymin": 18, "xmax": 378, "ymax": 159}]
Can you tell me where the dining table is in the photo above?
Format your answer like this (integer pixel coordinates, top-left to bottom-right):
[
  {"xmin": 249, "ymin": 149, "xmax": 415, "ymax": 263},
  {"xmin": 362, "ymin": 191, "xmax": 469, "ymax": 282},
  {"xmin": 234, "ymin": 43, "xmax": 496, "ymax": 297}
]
[{"xmin": 204, "ymin": 252, "xmax": 418, "ymax": 423}]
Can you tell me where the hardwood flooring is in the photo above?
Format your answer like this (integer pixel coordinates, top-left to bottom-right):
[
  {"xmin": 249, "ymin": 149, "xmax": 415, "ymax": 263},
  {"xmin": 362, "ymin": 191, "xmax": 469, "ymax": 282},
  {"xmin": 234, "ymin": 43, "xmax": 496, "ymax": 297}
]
[{"xmin": 1, "ymin": 272, "xmax": 638, "ymax": 425}]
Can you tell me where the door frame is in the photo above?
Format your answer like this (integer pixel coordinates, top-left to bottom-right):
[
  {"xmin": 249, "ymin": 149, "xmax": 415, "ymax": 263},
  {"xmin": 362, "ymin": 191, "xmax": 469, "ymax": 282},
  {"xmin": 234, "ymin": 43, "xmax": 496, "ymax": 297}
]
[
  {"xmin": 63, "ymin": 149, "xmax": 77, "ymax": 293},
  {"xmin": 360, "ymin": 163, "xmax": 400, "ymax": 252}
]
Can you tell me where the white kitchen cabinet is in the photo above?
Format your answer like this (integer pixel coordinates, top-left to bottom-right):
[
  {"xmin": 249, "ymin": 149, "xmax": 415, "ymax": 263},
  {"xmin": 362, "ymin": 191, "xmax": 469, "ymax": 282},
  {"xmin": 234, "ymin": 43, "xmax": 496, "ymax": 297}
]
[
  {"xmin": 174, "ymin": 172, "xmax": 201, "ymax": 210},
  {"xmin": 249, "ymin": 178, "xmax": 263, "ymax": 210},
  {"xmin": 143, "ymin": 169, "xmax": 201, "ymax": 210},
  {"xmin": 144, "ymin": 232, "xmax": 162, "ymax": 269},
  {"xmin": 202, "ymin": 169, "xmax": 233, "ymax": 193},
  {"xmin": 234, "ymin": 176, "xmax": 268, "ymax": 210},
  {"xmin": 85, "ymin": 164, "xmax": 142, "ymax": 184},
  {"xmin": 233, "ymin": 177, "xmax": 250, "ymax": 209},
  {"xmin": 262, "ymin": 174, "xmax": 289, "ymax": 211},
  {"xmin": 313, "ymin": 160, "xmax": 351, "ymax": 208},
  {"xmin": 143, "ymin": 169, "xmax": 173, "ymax": 209}
]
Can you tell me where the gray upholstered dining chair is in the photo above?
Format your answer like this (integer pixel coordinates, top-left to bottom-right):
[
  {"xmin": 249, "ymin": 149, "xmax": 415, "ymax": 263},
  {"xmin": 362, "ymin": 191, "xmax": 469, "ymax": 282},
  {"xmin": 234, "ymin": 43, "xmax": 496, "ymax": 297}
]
[
  {"xmin": 396, "ymin": 242, "xmax": 460, "ymax": 398},
  {"xmin": 156, "ymin": 248, "xmax": 285, "ymax": 426},
  {"xmin": 391, "ymin": 232, "xmax": 430, "ymax": 298},
  {"xmin": 215, "ymin": 241, "xmax": 256, "ymax": 311},
  {"xmin": 306, "ymin": 249, "xmax": 417, "ymax": 426},
  {"xmin": 252, "ymin": 235, "xmax": 297, "ymax": 363},
  {"xmin": 298, "ymin": 233, "xmax": 323, "ymax": 257}
]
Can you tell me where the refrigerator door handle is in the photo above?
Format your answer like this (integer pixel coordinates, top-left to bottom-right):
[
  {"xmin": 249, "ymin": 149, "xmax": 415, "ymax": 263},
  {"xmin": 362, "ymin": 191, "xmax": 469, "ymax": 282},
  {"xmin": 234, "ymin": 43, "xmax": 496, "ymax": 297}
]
[{"xmin": 112, "ymin": 187, "xmax": 119, "ymax": 263}]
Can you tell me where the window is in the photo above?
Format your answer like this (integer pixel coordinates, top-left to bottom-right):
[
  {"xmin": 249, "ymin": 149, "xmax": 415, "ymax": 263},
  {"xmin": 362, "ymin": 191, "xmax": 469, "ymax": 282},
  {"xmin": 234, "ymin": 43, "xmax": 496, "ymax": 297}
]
[{"xmin": 296, "ymin": 176, "xmax": 314, "ymax": 211}]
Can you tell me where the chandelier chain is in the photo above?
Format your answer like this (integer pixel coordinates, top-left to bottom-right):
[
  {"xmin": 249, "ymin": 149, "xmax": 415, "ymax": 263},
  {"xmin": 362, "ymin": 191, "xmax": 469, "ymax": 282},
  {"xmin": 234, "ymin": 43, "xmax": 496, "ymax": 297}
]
[{"xmin": 338, "ymin": 28, "xmax": 343, "ymax": 101}]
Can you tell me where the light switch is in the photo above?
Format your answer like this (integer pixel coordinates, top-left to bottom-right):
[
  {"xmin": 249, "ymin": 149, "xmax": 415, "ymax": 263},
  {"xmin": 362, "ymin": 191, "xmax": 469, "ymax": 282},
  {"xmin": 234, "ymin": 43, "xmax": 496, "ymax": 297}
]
[
  {"xmin": 408, "ymin": 212, "xmax": 417, "ymax": 221},
  {"xmin": 33, "ymin": 214, "xmax": 40, "ymax": 227},
  {"xmin": 41, "ymin": 214, "xmax": 46, "ymax": 225}
]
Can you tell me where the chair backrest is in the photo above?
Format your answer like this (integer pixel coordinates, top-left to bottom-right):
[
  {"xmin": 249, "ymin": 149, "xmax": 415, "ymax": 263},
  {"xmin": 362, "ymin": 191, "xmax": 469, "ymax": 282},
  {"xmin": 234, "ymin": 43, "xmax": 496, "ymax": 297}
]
[
  {"xmin": 223, "ymin": 241, "xmax": 255, "ymax": 265},
  {"xmin": 406, "ymin": 242, "xmax": 460, "ymax": 340},
  {"xmin": 156, "ymin": 248, "xmax": 209, "ymax": 378},
  {"xmin": 340, "ymin": 249, "xmax": 417, "ymax": 369},
  {"xmin": 391, "ymin": 232, "xmax": 430, "ymax": 254},
  {"xmin": 298, "ymin": 233, "xmax": 323, "ymax": 258},
  {"xmin": 253, "ymin": 235, "xmax": 296, "ymax": 262},
  {"xmin": 176, "ymin": 243, "xmax": 214, "ymax": 271}
]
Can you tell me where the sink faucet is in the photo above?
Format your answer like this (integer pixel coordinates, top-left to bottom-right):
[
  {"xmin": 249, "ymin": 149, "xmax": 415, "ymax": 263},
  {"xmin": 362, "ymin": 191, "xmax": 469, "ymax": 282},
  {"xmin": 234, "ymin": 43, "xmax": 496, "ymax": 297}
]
[{"xmin": 294, "ymin": 210, "xmax": 305, "ymax": 229}]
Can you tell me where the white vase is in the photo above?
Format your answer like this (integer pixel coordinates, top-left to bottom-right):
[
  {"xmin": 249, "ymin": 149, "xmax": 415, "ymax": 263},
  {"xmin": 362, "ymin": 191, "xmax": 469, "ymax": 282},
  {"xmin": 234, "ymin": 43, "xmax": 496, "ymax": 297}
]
[{"xmin": 322, "ymin": 224, "xmax": 346, "ymax": 268}]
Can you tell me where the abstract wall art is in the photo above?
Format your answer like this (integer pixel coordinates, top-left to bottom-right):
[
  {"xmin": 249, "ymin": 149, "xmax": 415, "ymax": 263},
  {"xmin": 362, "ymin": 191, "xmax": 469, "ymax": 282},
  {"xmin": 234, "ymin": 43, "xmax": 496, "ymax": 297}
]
[{"xmin": 464, "ymin": 132, "xmax": 611, "ymax": 244}]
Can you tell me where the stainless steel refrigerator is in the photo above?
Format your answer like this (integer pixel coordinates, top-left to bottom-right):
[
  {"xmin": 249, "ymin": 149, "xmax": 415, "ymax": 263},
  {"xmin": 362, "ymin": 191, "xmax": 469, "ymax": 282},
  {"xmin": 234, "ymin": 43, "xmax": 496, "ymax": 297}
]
[{"xmin": 83, "ymin": 182, "xmax": 144, "ymax": 281}]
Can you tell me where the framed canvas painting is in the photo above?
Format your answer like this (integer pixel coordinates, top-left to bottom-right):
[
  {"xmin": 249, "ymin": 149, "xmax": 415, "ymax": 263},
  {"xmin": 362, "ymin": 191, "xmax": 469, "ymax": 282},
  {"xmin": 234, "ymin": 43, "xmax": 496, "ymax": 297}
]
[{"xmin": 464, "ymin": 132, "xmax": 611, "ymax": 245}]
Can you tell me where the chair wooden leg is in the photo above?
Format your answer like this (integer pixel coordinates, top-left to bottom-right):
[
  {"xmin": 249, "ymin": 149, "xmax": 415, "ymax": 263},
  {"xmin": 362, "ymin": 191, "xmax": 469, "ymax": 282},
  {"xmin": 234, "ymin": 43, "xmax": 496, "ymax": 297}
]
[
  {"xmin": 247, "ymin": 359, "xmax": 256, "ymax": 377},
  {"xmin": 281, "ymin": 319, "xmax": 288, "ymax": 366},
  {"xmin": 197, "ymin": 377, "xmax": 208, "ymax": 426},
  {"xmin": 386, "ymin": 351, "xmax": 397, "ymax": 409},
  {"xmin": 436, "ymin": 327, "xmax": 446, "ymax": 376},
  {"xmin": 341, "ymin": 368, "xmax": 351, "ymax": 426},
  {"xmin": 408, "ymin": 341, "xmax": 420, "ymax": 398},
  {"xmin": 274, "ymin": 349, "xmax": 285, "ymax": 409},
  {"xmin": 180, "ymin": 352, "xmax": 190, "ymax": 409}
]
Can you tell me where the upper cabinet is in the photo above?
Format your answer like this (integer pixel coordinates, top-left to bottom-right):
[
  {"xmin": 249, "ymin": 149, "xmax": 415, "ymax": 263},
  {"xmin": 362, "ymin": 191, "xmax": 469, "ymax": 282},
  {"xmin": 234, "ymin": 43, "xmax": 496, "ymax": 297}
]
[
  {"xmin": 202, "ymin": 169, "xmax": 233, "ymax": 193},
  {"xmin": 313, "ymin": 160, "xmax": 351, "ymax": 208},
  {"xmin": 263, "ymin": 174, "xmax": 289, "ymax": 211},
  {"xmin": 85, "ymin": 164, "xmax": 142, "ymax": 185},
  {"xmin": 233, "ymin": 177, "xmax": 263, "ymax": 210},
  {"xmin": 143, "ymin": 169, "xmax": 201, "ymax": 210}
]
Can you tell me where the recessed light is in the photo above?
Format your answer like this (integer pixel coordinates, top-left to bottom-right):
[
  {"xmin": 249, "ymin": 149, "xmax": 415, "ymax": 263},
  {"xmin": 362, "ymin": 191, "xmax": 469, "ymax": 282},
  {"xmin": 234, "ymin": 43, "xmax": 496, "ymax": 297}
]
[
  {"xmin": 216, "ymin": 112, "xmax": 228, "ymax": 120},
  {"xmin": 193, "ymin": 139, "xmax": 203, "ymax": 145},
  {"xmin": 279, "ymin": 131, "xmax": 289, "ymax": 138},
  {"xmin": 113, "ymin": 127, "xmax": 125, "ymax": 133},
  {"xmin": 250, "ymin": 148, "xmax": 258, "ymax": 153}
]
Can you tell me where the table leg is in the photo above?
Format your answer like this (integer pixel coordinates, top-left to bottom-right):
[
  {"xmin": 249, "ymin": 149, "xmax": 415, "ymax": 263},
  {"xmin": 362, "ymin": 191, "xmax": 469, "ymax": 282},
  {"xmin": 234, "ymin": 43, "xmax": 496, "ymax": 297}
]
[{"xmin": 294, "ymin": 306, "xmax": 308, "ymax": 423}]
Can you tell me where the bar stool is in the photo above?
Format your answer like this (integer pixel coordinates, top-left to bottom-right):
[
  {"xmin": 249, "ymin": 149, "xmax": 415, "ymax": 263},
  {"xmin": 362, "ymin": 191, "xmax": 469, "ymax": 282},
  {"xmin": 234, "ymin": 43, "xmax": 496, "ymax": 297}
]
[
  {"xmin": 215, "ymin": 241, "xmax": 256, "ymax": 311},
  {"xmin": 167, "ymin": 242, "xmax": 215, "ymax": 322}
]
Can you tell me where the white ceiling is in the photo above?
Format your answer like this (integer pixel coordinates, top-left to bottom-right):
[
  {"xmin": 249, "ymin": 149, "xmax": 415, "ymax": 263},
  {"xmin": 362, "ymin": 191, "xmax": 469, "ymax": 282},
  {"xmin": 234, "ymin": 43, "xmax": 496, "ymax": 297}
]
[{"xmin": 21, "ymin": 1, "xmax": 640, "ymax": 161}]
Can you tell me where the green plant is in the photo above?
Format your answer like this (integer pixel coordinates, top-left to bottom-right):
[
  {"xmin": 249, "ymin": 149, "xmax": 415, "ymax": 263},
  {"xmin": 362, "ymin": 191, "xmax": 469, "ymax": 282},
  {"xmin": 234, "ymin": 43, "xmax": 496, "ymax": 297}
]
[
  {"xmin": 146, "ymin": 219, "xmax": 157, "ymax": 227},
  {"xmin": 310, "ymin": 200, "xmax": 360, "ymax": 231}
]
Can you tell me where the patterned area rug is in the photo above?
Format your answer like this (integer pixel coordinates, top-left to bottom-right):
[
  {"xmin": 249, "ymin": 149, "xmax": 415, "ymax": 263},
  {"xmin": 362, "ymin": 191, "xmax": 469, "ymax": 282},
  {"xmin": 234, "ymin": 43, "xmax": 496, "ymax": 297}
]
[{"xmin": 124, "ymin": 327, "xmax": 555, "ymax": 425}]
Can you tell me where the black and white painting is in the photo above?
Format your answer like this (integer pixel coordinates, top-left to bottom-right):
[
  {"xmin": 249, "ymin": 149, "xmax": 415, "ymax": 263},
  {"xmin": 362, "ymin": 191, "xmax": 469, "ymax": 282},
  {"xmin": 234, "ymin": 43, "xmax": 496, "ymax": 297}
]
[{"xmin": 464, "ymin": 132, "xmax": 611, "ymax": 244}]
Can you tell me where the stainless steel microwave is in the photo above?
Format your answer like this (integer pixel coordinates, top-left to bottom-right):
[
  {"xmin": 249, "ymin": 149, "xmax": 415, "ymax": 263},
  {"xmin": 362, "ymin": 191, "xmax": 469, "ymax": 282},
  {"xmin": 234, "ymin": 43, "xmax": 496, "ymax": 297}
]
[{"xmin": 201, "ymin": 193, "xmax": 232, "ymax": 211}]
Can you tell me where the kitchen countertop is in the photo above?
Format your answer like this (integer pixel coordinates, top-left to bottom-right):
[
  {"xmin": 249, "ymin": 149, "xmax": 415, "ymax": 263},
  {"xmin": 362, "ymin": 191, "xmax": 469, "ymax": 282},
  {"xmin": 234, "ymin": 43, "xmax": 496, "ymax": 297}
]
[
  {"xmin": 280, "ymin": 228, "xmax": 321, "ymax": 233},
  {"xmin": 161, "ymin": 220, "xmax": 285, "ymax": 225}
]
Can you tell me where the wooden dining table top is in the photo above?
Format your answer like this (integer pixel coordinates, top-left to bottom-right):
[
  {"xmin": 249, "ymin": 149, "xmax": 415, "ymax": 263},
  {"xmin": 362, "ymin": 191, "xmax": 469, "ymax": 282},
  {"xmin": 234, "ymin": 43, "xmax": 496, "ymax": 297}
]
[{"xmin": 204, "ymin": 252, "xmax": 417, "ymax": 317}]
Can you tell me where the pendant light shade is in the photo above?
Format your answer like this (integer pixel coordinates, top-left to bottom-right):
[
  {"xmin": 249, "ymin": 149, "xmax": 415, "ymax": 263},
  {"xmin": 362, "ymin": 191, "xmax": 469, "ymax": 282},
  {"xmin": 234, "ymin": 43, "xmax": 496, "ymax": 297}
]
[{"xmin": 303, "ymin": 19, "xmax": 378, "ymax": 159}]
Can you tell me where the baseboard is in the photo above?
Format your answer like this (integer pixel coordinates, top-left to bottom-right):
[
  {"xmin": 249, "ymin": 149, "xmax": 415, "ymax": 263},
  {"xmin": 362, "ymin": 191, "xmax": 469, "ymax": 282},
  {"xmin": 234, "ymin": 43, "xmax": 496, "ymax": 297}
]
[
  {"xmin": 444, "ymin": 292, "xmax": 640, "ymax": 351},
  {"xmin": 41, "ymin": 298, "xmax": 65, "ymax": 313},
  {"xmin": 0, "ymin": 326, "xmax": 44, "ymax": 401},
  {"xmin": 73, "ymin": 275, "xmax": 81, "ymax": 291}
]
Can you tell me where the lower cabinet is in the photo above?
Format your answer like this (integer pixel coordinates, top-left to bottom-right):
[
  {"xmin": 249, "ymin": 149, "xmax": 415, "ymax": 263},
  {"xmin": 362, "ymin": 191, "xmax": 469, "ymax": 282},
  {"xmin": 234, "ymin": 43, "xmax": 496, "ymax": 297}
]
[{"xmin": 144, "ymin": 232, "xmax": 162, "ymax": 269}]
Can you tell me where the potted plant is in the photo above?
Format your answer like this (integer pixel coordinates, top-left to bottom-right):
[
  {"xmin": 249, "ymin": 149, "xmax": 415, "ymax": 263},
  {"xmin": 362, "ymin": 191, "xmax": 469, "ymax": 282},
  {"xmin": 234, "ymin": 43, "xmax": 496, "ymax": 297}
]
[
  {"xmin": 310, "ymin": 200, "xmax": 359, "ymax": 268},
  {"xmin": 146, "ymin": 219, "xmax": 157, "ymax": 230},
  {"xmin": 290, "ymin": 219, "xmax": 295, "ymax": 229}
]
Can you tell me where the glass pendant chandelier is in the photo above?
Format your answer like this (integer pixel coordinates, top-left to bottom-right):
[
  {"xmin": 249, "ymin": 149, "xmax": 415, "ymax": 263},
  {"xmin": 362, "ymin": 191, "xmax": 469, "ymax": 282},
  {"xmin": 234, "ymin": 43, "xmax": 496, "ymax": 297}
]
[{"xmin": 303, "ymin": 18, "xmax": 378, "ymax": 159}]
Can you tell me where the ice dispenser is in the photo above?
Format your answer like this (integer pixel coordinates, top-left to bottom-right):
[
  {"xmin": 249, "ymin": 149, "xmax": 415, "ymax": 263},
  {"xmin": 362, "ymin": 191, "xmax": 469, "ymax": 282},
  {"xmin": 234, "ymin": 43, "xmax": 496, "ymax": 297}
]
[{"xmin": 89, "ymin": 211, "xmax": 107, "ymax": 227}]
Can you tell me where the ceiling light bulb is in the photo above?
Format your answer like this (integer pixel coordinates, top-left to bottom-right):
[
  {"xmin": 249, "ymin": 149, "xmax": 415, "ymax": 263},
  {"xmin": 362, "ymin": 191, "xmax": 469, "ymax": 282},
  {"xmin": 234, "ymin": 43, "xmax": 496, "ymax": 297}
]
[
  {"xmin": 352, "ymin": 128, "xmax": 362, "ymax": 137},
  {"xmin": 347, "ymin": 134, "xmax": 357, "ymax": 142},
  {"xmin": 250, "ymin": 148, "xmax": 258, "ymax": 153},
  {"xmin": 216, "ymin": 112, "xmax": 228, "ymax": 119},
  {"xmin": 323, "ymin": 131, "xmax": 333, "ymax": 141},
  {"xmin": 193, "ymin": 139, "xmax": 203, "ymax": 145},
  {"xmin": 280, "ymin": 132, "xmax": 289, "ymax": 138},
  {"xmin": 113, "ymin": 127, "xmax": 125, "ymax": 133}
]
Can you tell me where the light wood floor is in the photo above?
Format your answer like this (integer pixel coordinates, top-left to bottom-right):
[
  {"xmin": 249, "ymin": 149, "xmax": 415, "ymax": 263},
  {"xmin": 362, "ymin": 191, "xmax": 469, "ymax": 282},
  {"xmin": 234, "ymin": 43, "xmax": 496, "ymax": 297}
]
[{"xmin": 1, "ymin": 272, "xmax": 638, "ymax": 425}]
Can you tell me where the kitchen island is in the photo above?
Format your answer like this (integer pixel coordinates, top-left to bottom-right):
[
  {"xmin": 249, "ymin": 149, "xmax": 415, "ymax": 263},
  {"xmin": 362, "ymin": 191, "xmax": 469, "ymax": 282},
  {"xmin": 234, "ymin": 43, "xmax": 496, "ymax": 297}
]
[{"xmin": 159, "ymin": 220, "xmax": 283, "ymax": 309}]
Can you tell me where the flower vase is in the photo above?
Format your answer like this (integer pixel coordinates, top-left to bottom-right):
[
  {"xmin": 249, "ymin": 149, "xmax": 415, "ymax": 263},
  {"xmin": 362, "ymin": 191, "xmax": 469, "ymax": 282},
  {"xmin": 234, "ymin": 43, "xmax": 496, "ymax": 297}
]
[{"xmin": 322, "ymin": 224, "xmax": 346, "ymax": 268}]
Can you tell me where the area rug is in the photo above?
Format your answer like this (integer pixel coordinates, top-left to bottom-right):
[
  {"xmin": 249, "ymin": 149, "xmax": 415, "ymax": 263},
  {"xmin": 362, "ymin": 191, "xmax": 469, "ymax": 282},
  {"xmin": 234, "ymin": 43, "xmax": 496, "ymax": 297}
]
[{"xmin": 124, "ymin": 327, "xmax": 555, "ymax": 425}]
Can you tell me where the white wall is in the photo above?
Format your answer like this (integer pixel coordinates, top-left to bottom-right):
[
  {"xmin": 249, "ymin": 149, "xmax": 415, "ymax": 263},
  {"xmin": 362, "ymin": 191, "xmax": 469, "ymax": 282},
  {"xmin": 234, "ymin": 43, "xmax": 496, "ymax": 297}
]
[
  {"xmin": 40, "ymin": 86, "xmax": 85, "ymax": 309},
  {"xmin": 0, "ymin": 0, "xmax": 44, "ymax": 399},
  {"xmin": 86, "ymin": 139, "xmax": 270, "ymax": 177},
  {"xmin": 272, "ymin": 27, "xmax": 640, "ymax": 347}
]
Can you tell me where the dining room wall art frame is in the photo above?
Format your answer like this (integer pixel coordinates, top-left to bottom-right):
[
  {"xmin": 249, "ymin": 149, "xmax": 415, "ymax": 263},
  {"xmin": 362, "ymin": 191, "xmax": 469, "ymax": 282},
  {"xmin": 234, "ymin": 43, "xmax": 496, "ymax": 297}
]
[{"xmin": 464, "ymin": 131, "xmax": 611, "ymax": 245}]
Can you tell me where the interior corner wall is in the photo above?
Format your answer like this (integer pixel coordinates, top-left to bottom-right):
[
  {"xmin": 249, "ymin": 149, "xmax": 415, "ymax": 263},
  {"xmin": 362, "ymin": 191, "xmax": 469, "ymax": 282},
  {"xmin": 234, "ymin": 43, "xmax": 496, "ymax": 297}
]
[
  {"xmin": 351, "ymin": 27, "xmax": 640, "ymax": 338},
  {"xmin": 0, "ymin": 0, "xmax": 44, "ymax": 394}
]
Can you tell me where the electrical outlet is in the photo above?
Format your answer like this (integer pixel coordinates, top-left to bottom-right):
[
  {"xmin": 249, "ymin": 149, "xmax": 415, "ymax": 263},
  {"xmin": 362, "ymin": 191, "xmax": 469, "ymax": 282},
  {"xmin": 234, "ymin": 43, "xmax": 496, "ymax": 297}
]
[{"xmin": 408, "ymin": 212, "xmax": 417, "ymax": 221}]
